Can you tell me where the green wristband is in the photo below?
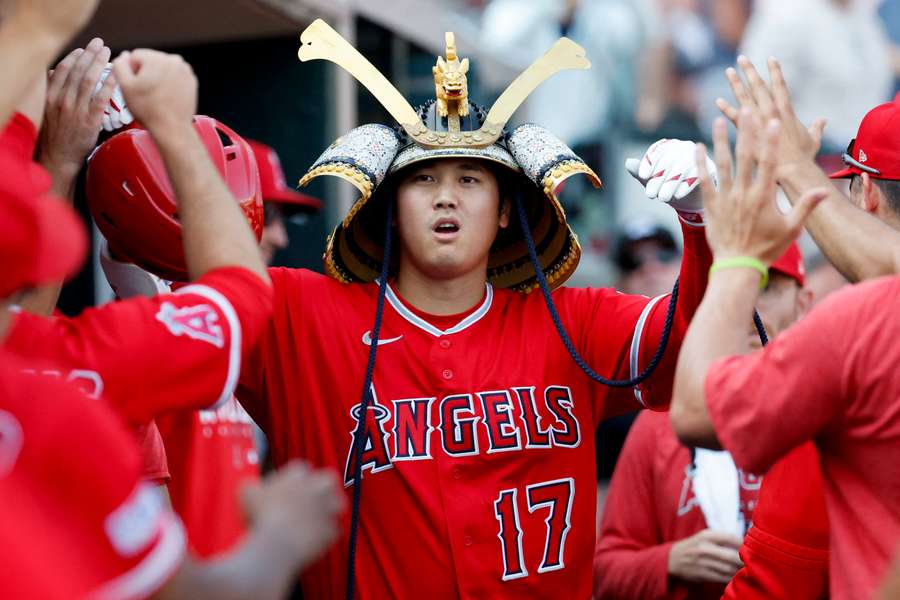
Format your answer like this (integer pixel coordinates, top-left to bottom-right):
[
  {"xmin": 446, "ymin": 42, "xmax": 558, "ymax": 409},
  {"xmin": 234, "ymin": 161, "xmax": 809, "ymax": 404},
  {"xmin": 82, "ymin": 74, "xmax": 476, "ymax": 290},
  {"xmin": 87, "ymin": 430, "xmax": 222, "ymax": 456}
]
[{"xmin": 709, "ymin": 256, "xmax": 769, "ymax": 288}]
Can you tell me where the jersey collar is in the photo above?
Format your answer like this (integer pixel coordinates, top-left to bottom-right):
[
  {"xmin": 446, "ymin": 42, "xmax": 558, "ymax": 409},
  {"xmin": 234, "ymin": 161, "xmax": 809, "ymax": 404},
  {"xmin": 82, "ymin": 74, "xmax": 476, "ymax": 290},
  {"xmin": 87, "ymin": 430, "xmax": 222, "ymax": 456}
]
[{"xmin": 384, "ymin": 282, "xmax": 493, "ymax": 337}]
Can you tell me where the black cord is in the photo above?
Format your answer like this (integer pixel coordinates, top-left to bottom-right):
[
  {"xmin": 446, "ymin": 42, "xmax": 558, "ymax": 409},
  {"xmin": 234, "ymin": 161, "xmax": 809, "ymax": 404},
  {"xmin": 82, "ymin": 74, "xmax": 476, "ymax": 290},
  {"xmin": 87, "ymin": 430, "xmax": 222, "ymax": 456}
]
[
  {"xmin": 515, "ymin": 190, "xmax": 678, "ymax": 388},
  {"xmin": 345, "ymin": 202, "xmax": 393, "ymax": 600},
  {"xmin": 752, "ymin": 310, "xmax": 768, "ymax": 346}
]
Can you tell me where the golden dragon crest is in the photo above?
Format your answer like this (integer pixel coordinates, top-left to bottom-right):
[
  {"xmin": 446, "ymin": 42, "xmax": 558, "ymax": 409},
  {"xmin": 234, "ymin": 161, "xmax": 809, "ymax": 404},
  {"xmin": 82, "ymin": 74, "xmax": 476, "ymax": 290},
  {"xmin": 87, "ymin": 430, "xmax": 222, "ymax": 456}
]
[{"xmin": 433, "ymin": 32, "xmax": 470, "ymax": 118}]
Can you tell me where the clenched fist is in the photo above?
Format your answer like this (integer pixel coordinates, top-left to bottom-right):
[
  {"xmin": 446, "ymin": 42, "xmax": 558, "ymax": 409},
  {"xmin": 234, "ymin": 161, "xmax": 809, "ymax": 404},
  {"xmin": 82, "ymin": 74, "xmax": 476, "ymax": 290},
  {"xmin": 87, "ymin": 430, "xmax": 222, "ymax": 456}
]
[{"xmin": 111, "ymin": 49, "xmax": 197, "ymax": 134}]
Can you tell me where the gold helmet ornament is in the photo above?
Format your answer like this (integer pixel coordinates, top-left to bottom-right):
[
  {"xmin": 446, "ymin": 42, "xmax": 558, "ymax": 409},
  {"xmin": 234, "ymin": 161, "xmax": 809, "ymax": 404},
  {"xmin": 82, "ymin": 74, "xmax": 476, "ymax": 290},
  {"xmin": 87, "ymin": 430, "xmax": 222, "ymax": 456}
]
[{"xmin": 297, "ymin": 19, "xmax": 601, "ymax": 292}]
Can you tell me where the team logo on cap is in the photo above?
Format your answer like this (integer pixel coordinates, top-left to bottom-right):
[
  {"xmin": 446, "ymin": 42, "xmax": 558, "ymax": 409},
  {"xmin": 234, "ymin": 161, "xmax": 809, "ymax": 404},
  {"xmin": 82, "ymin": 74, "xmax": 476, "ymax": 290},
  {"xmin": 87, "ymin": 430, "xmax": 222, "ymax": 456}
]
[{"xmin": 859, "ymin": 148, "xmax": 868, "ymax": 163}]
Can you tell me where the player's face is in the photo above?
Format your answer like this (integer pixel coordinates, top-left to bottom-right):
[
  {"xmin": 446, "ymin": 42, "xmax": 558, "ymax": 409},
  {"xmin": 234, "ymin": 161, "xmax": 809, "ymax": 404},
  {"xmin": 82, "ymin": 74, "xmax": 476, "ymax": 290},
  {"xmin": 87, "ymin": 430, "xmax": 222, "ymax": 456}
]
[
  {"xmin": 260, "ymin": 203, "xmax": 289, "ymax": 266},
  {"xmin": 748, "ymin": 273, "xmax": 812, "ymax": 349},
  {"xmin": 395, "ymin": 158, "xmax": 509, "ymax": 282}
]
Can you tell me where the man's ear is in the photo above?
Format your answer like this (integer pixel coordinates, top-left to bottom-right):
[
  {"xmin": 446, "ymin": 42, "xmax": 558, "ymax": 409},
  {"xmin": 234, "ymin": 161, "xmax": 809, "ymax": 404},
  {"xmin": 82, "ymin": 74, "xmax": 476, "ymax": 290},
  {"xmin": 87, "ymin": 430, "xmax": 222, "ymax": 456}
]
[
  {"xmin": 796, "ymin": 286, "xmax": 814, "ymax": 319},
  {"xmin": 498, "ymin": 197, "xmax": 511, "ymax": 229},
  {"xmin": 861, "ymin": 172, "xmax": 881, "ymax": 214}
]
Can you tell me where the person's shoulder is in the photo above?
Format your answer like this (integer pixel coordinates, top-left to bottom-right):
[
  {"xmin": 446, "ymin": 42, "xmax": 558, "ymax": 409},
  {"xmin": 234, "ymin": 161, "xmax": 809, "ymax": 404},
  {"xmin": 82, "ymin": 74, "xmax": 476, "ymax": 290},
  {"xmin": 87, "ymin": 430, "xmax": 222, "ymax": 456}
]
[
  {"xmin": 814, "ymin": 275, "xmax": 900, "ymax": 318},
  {"xmin": 3, "ymin": 309, "xmax": 61, "ymax": 350},
  {"xmin": 525, "ymin": 284, "xmax": 624, "ymax": 306},
  {"xmin": 267, "ymin": 267, "xmax": 377, "ymax": 306}
]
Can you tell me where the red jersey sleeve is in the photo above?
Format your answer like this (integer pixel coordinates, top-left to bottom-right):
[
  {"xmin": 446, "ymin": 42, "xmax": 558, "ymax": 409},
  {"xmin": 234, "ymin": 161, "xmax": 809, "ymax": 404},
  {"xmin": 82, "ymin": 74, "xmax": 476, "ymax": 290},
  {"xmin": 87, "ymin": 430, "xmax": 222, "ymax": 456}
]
[
  {"xmin": 703, "ymin": 282, "xmax": 863, "ymax": 474},
  {"xmin": 722, "ymin": 443, "xmax": 829, "ymax": 600},
  {"xmin": 594, "ymin": 412, "xmax": 673, "ymax": 599},
  {"xmin": 6, "ymin": 266, "xmax": 272, "ymax": 425},
  {"xmin": 560, "ymin": 221, "xmax": 711, "ymax": 416},
  {"xmin": 629, "ymin": 221, "xmax": 711, "ymax": 410}
]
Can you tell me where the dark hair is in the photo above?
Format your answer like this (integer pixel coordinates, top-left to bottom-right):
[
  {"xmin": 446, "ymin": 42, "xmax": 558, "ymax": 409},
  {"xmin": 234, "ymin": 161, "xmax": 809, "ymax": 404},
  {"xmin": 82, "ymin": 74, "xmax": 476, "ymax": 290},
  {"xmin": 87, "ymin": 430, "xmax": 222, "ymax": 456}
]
[{"xmin": 852, "ymin": 175, "xmax": 900, "ymax": 215}]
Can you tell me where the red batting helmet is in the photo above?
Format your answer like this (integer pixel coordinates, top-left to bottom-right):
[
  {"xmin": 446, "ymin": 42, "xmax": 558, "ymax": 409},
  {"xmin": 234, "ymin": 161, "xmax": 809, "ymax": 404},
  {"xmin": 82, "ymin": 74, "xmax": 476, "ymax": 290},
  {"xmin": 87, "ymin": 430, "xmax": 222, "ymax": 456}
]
[{"xmin": 85, "ymin": 115, "xmax": 263, "ymax": 281}]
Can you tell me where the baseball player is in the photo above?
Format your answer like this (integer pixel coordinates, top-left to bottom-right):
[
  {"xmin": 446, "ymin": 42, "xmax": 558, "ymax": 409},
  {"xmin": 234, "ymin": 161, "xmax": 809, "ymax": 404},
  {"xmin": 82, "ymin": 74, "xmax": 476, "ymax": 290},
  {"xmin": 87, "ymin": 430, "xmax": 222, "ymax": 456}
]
[
  {"xmin": 150, "ymin": 138, "xmax": 322, "ymax": 557},
  {"xmin": 669, "ymin": 97, "xmax": 900, "ymax": 600},
  {"xmin": 713, "ymin": 57, "xmax": 900, "ymax": 599},
  {"xmin": 1, "ymin": 37, "xmax": 181, "ymax": 487},
  {"xmin": 248, "ymin": 139, "xmax": 322, "ymax": 265},
  {"xmin": 3, "ymin": 49, "xmax": 274, "ymax": 430},
  {"xmin": 0, "ymin": 22, "xmax": 345, "ymax": 596},
  {"xmin": 233, "ymin": 23, "xmax": 714, "ymax": 598},
  {"xmin": 594, "ymin": 243, "xmax": 808, "ymax": 600}
]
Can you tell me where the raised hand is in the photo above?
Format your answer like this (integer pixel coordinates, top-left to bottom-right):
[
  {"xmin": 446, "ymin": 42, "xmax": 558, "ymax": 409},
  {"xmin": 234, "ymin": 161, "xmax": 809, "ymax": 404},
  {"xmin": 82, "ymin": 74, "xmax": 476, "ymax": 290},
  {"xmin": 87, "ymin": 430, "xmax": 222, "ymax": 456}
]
[
  {"xmin": 241, "ymin": 461, "xmax": 345, "ymax": 570},
  {"xmin": 39, "ymin": 38, "xmax": 115, "ymax": 185},
  {"xmin": 626, "ymin": 138, "xmax": 717, "ymax": 226},
  {"xmin": 111, "ymin": 49, "xmax": 197, "ymax": 134},
  {"xmin": 697, "ymin": 111, "xmax": 827, "ymax": 265},
  {"xmin": 716, "ymin": 56, "xmax": 827, "ymax": 181}
]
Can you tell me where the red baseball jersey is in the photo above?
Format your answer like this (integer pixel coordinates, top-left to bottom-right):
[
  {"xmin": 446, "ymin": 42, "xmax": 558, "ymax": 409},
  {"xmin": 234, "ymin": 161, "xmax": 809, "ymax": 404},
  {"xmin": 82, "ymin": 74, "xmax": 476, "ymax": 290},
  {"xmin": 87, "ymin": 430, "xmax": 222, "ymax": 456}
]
[
  {"xmin": 157, "ymin": 395, "xmax": 261, "ymax": 557},
  {"xmin": 237, "ymin": 224, "xmax": 710, "ymax": 598},
  {"xmin": 0, "ymin": 350, "xmax": 185, "ymax": 599},
  {"xmin": 5, "ymin": 266, "xmax": 272, "ymax": 426},
  {"xmin": 722, "ymin": 442, "xmax": 829, "ymax": 600},
  {"xmin": 594, "ymin": 410, "xmax": 759, "ymax": 600},
  {"xmin": 705, "ymin": 276, "xmax": 900, "ymax": 599}
]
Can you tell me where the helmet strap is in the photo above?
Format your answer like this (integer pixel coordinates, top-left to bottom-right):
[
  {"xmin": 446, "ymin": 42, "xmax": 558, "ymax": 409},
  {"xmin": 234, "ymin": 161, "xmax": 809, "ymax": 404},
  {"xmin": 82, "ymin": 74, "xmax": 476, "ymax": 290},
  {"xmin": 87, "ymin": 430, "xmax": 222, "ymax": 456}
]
[{"xmin": 346, "ymin": 201, "xmax": 393, "ymax": 599}]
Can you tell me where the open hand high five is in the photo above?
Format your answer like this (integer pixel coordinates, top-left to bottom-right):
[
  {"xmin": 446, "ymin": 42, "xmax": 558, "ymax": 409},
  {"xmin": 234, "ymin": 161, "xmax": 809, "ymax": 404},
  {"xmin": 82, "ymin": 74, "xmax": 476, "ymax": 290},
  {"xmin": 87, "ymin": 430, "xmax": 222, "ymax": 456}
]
[
  {"xmin": 716, "ymin": 56, "xmax": 827, "ymax": 182},
  {"xmin": 696, "ymin": 111, "xmax": 827, "ymax": 265},
  {"xmin": 40, "ymin": 38, "xmax": 115, "ymax": 182}
]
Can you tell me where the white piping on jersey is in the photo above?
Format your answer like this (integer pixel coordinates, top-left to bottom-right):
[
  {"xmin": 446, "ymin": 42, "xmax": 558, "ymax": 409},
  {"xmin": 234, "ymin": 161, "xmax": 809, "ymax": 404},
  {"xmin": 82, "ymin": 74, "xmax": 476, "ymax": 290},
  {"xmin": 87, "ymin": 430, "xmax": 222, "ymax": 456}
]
[
  {"xmin": 175, "ymin": 284, "xmax": 241, "ymax": 410},
  {"xmin": 384, "ymin": 282, "xmax": 493, "ymax": 337},
  {"xmin": 629, "ymin": 294, "xmax": 666, "ymax": 407},
  {"xmin": 90, "ymin": 511, "xmax": 186, "ymax": 600}
]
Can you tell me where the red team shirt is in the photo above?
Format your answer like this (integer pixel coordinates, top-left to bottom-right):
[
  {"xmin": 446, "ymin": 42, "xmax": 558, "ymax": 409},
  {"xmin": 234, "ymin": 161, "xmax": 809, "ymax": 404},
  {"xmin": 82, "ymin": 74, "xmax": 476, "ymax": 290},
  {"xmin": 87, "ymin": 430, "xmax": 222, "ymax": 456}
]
[
  {"xmin": 238, "ymin": 224, "xmax": 710, "ymax": 598},
  {"xmin": 706, "ymin": 276, "xmax": 900, "ymax": 599},
  {"xmin": 4, "ymin": 267, "xmax": 271, "ymax": 426},
  {"xmin": 723, "ymin": 442, "xmax": 829, "ymax": 600},
  {"xmin": 0, "ymin": 350, "xmax": 185, "ymax": 599},
  {"xmin": 594, "ymin": 410, "xmax": 759, "ymax": 600},
  {"xmin": 156, "ymin": 396, "xmax": 261, "ymax": 557}
]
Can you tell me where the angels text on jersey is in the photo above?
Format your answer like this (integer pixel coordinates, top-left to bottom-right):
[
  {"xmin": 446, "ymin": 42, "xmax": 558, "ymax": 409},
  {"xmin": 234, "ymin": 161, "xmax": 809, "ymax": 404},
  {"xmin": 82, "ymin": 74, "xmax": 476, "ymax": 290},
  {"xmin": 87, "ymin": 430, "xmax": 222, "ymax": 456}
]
[{"xmin": 344, "ymin": 383, "xmax": 581, "ymax": 486}]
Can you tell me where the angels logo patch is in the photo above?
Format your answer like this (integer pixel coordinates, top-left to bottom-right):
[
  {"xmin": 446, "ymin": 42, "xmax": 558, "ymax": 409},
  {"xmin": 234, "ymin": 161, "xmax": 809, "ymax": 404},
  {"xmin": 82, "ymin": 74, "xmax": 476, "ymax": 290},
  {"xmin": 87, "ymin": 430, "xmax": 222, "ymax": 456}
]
[{"xmin": 156, "ymin": 302, "xmax": 225, "ymax": 348}]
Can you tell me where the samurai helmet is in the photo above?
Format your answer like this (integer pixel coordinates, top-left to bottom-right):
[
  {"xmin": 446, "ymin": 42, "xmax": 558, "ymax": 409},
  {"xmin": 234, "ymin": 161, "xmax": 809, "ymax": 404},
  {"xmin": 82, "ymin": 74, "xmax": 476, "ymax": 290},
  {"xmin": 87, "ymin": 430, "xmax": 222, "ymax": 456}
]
[{"xmin": 298, "ymin": 20, "xmax": 601, "ymax": 292}]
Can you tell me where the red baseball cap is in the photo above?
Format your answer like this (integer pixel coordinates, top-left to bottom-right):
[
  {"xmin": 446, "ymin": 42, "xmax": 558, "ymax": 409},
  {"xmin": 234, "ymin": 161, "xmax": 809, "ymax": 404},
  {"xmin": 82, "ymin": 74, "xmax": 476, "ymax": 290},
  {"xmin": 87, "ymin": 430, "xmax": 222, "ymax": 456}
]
[
  {"xmin": 0, "ymin": 150, "xmax": 87, "ymax": 299},
  {"xmin": 829, "ymin": 97, "xmax": 900, "ymax": 180},
  {"xmin": 769, "ymin": 242, "xmax": 805, "ymax": 286},
  {"xmin": 247, "ymin": 140, "xmax": 321, "ymax": 211}
]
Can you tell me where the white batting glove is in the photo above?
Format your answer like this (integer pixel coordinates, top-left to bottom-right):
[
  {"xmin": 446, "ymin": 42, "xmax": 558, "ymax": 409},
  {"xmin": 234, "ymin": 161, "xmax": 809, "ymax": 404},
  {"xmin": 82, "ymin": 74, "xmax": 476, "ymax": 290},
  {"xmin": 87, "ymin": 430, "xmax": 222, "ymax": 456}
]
[
  {"xmin": 94, "ymin": 64, "xmax": 134, "ymax": 132},
  {"xmin": 99, "ymin": 239, "xmax": 171, "ymax": 299},
  {"xmin": 625, "ymin": 138, "xmax": 716, "ymax": 227}
]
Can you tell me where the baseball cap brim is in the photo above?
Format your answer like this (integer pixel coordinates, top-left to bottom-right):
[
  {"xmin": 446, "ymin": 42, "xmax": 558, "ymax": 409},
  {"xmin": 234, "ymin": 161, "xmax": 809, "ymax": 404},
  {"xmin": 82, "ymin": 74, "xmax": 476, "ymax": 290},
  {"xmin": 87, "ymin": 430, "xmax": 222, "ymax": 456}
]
[
  {"xmin": 828, "ymin": 166, "xmax": 856, "ymax": 179},
  {"xmin": 264, "ymin": 188, "xmax": 322, "ymax": 211}
]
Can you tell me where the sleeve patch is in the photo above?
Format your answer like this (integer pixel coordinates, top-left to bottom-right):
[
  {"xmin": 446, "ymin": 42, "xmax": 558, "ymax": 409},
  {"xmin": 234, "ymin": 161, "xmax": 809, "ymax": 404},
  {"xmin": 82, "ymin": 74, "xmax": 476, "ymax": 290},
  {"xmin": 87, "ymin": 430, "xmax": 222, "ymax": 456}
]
[{"xmin": 155, "ymin": 302, "xmax": 225, "ymax": 348}]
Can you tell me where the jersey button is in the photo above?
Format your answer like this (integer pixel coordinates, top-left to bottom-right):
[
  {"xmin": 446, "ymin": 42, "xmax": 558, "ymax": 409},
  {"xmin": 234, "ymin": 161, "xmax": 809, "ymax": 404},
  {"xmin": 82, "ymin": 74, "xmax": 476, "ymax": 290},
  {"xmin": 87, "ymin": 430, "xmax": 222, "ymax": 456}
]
[
  {"xmin": 452, "ymin": 467, "xmax": 462, "ymax": 480},
  {"xmin": 439, "ymin": 339, "xmax": 451, "ymax": 349},
  {"xmin": 442, "ymin": 369, "xmax": 453, "ymax": 380},
  {"xmin": 463, "ymin": 535, "xmax": 473, "ymax": 546}
]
